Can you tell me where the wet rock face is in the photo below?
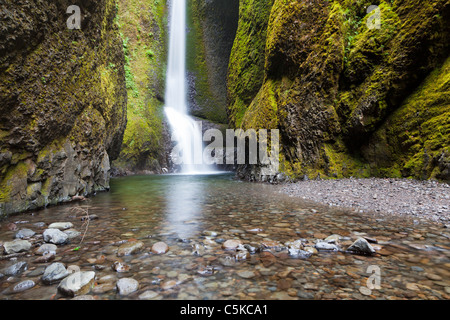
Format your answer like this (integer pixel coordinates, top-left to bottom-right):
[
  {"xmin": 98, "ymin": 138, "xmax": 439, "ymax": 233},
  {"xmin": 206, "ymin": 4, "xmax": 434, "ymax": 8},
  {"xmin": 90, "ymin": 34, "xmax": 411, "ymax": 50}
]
[
  {"xmin": 228, "ymin": 0, "xmax": 449, "ymax": 182},
  {"xmin": 187, "ymin": 0, "xmax": 239, "ymax": 124},
  {"xmin": 0, "ymin": 0, "xmax": 127, "ymax": 217}
]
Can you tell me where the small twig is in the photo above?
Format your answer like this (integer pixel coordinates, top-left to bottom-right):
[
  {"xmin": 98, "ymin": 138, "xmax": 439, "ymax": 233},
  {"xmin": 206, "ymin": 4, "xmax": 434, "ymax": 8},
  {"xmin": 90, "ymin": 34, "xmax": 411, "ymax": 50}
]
[{"xmin": 69, "ymin": 205, "xmax": 90, "ymax": 247}]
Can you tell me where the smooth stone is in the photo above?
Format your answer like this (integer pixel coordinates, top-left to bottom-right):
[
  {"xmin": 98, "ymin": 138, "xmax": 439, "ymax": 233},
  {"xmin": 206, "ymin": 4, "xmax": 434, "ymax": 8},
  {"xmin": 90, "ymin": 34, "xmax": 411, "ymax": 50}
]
[
  {"xmin": 71, "ymin": 295, "xmax": 96, "ymax": 300},
  {"xmin": 324, "ymin": 234, "xmax": 341, "ymax": 243},
  {"xmin": 3, "ymin": 239, "xmax": 32, "ymax": 254},
  {"xmin": 261, "ymin": 240, "xmax": 282, "ymax": 248},
  {"xmin": 359, "ymin": 286, "xmax": 372, "ymax": 296},
  {"xmin": 13, "ymin": 280, "xmax": 35, "ymax": 292},
  {"xmin": 236, "ymin": 270, "xmax": 256, "ymax": 279},
  {"xmin": 346, "ymin": 238, "xmax": 376, "ymax": 255},
  {"xmin": 112, "ymin": 261, "xmax": 130, "ymax": 273},
  {"xmin": 117, "ymin": 241, "xmax": 145, "ymax": 256},
  {"xmin": 43, "ymin": 229, "xmax": 69, "ymax": 245},
  {"xmin": 315, "ymin": 242, "xmax": 339, "ymax": 251},
  {"xmin": 222, "ymin": 240, "xmax": 242, "ymax": 250},
  {"xmin": 202, "ymin": 231, "xmax": 218, "ymax": 237},
  {"xmin": 93, "ymin": 282, "xmax": 116, "ymax": 294},
  {"xmin": 34, "ymin": 252, "xmax": 56, "ymax": 263},
  {"xmin": 139, "ymin": 290, "xmax": 160, "ymax": 300},
  {"xmin": 161, "ymin": 280, "xmax": 177, "ymax": 290},
  {"xmin": 48, "ymin": 222, "xmax": 73, "ymax": 230},
  {"xmin": 42, "ymin": 262, "xmax": 69, "ymax": 284},
  {"xmin": 3, "ymin": 261, "xmax": 28, "ymax": 276},
  {"xmin": 151, "ymin": 242, "xmax": 169, "ymax": 254},
  {"xmin": 297, "ymin": 291, "xmax": 315, "ymax": 299},
  {"xmin": 35, "ymin": 243, "xmax": 57, "ymax": 256},
  {"xmin": 57, "ymin": 271, "xmax": 96, "ymax": 297},
  {"xmin": 116, "ymin": 278, "xmax": 139, "ymax": 295},
  {"xmin": 15, "ymin": 229, "xmax": 35, "ymax": 239},
  {"xmin": 64, "ymin": 229, "xmax": 81, "ymax": 240}
]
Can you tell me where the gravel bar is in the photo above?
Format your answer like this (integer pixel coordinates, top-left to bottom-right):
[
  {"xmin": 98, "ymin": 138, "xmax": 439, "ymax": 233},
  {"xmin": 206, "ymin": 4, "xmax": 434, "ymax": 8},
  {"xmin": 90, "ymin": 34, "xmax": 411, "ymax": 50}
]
[{"xmin": 280, "ymin": 178, "xmax": 450, "ymax": 224}]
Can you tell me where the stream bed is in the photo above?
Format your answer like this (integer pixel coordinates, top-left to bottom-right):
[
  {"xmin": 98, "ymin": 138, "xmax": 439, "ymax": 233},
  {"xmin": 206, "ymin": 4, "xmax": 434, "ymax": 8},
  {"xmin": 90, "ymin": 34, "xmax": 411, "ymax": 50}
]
[{"xmin": 1, "ymin": 173, "xmax": 449, "ymax": 300}]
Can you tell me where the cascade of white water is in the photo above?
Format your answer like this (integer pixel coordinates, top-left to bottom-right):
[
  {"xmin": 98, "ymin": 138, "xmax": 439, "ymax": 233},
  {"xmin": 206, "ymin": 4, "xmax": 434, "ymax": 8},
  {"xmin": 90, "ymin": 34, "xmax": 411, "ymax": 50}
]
[{"xmin": 164, "ymin": 0, "xmax": 211, "ymax": 174}]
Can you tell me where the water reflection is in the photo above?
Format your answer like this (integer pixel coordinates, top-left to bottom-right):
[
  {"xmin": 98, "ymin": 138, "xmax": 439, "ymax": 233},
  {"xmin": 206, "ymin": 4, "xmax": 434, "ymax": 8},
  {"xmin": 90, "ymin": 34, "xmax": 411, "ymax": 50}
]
[{"xmin": 164, "ymin": 175, "xmax": 207, "ymax": 238}]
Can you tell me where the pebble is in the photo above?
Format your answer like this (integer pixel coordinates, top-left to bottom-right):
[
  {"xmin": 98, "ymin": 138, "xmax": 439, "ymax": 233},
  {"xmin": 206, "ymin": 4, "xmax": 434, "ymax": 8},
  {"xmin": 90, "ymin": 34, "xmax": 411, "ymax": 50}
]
[
  {"xmin": 116, "ymin": 278, "xmax": 139, "ymax": 295},
  {"xmin": 42, "ymin": 262, "xmax": 69, "ymax": 284},
  {"xmin": 43, "ymin": 229, "xmax": 69, "ymax": 245},
  {"xmin": 222, "ymin": 240, "xmax": 242, "ymax": 250},
  {"xmin": 3, "ymin": 239, "xmax": 31, "ymax": 254},
  {"xmin": 57, "ymin": 271, "xmax": 96, "ymax": 297},
  {"xmin": 14, "ymin": 229, "xmax": 35, "ymax": 239},
  {"xmin": 35, "ymin": 244, "xmax": 57, "ymax": 256},
  {"xmin": 13, "ymin": 280, "xmax": 35, "ymax": 293},
  {"xmin": 236, "ymin": 271, "xmax": 256, "ymax": 279},
  {"xmin": 3, "ymin": 261, "xmax": 28, "ymax": 276},
  {"xmin": 151, "ymin": 242, "xmax": 169, "ymax": 254},
  {"xmin": 48, "ymin": 222, "xmax": 73, "ymax": 230},
  {"xmin": 346, "ymin": 238, "xmax": 376, "ymax": 255},
  {"xmin": 117, "ymin": 241, "xmax": 145, "ymax": 257},
  {"xmin": 139, "ymin": 290, "xmax": 160, "ymax": 300},
  {"xmin": 161, "ymin": 280, "xmax": 177, "ymax": 290}
]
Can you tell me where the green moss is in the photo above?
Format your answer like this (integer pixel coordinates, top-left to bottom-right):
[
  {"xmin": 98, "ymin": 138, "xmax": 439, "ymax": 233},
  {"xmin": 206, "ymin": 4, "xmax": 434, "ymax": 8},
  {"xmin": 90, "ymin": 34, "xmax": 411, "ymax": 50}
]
[
  {"xmin": 227, "ymin": 0, "xmax": 275, "ymax": 128},
  {"xmin": 114, "ymin": 0, "xmax": 167, "ymax": 171},
  {"xmin": 363, "ymin": 56, "xmax": 450, "ymax": 179}
]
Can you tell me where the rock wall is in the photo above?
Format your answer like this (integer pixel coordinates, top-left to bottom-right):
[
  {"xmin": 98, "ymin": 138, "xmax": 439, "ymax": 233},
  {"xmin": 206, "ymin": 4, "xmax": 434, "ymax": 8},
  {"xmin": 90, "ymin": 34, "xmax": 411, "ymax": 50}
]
[
  {"xmin": 0, "ymin": 0, "xmax": 127, "ymax": 217},
  {"xmin": 187, "ymin": 0, "xmax": 239, "ymax": 124},
  {"xmin": 227, "ymin": 0, "xmax": 449, "ymax": 181},
  {"xmin": 111, "ymin": 0, "xmax": 170, "ymax": 175}
]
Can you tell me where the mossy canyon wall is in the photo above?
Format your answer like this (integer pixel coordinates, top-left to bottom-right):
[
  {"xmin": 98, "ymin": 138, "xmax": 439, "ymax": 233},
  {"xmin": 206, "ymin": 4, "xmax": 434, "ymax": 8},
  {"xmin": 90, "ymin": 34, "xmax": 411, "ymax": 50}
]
[
  {"xmin": 228, "ymin": 0, "xmax": 449, "ymax": 182},
  {"xmin": 0, "ymin": 0, "xmax": 127, "ymax": 217}
]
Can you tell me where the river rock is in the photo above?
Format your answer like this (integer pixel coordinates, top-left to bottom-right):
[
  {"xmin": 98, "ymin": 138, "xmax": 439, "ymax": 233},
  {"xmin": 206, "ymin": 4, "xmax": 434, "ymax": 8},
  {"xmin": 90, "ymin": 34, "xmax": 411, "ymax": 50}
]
[
  {"xmin": 48, "ymin": 222, "xmax": 73, "ymax": 230},
  {"xmin": 3, "ymin": 239, "xmax": 31, "ymax": 254},
  {"xmin": 43, "ymin": 228, "xmax": 69, "ymax": 245},
  {"xmin": 15, "ymin": 229, "xmax": 35, "ymax": 239},
  {"xmin": 202, "ymin": 231, "xmax": 218, "ymax": 237},
  {"xmin": 112, "ymin": 261, "xmax": 130, "ymax": 272},
  {"xmin": 315, "ymin": 241, "xmax": 339, "ymax": 251},
  {"xmin": 57, "ymin": 271, "xmax": 96, "ymax": 297},
  {"xmin": 13, "ymin": 280, "xmax": 35, "ymax": 293},
  {"xmin": 324, "ymin": 234, "xmax": 341, "ymax": 243},
  {"xmin": 237, "ymin": 270, "xmax": 256, "ymax": 279},
  {"xmin": 42, "ymin": 262, "xmax": 70, "ymax": 284},
  {"xmin": 346, "ymin": 238, "xmax": 376, "ymax": 255},
  {"xmin": 117, "ymin": 240, "xmax": 145, "ymax": 256},
  {"xmin": 288, "ymin": 248, "xmax": 312, "ymax": 259},
  {"xmin": 36, "ymin": 243, "xmax": 58, "ymax": 255},
  {"xmin": 151, "ymin": 242, "xmax": 169, "ymax": 254},
  {"xmin": 222, "ymin": 239, "xmax": 242, "ymax": 250},
  {"xmin": 139, "ymin": 290, "xmax": 160, "ymax": 300},
  {"xmin": 3, "ymin": 261, "xmax": 28, "ymax": 276},
  {"xmin": 64, "ymin": 229, "xmax": 81, "ymax": 240},
  {"xmin": 34, "ymin": 252, "xmax": 56, "ymax": 263},
  {"xmin": 116, "ymin": 278, "xmax": 139, "ymax": 295}
]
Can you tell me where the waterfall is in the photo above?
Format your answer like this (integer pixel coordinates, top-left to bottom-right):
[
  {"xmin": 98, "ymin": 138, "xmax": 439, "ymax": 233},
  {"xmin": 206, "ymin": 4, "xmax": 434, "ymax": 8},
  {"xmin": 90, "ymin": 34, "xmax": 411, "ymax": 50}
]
[{"xmin": 164, "ymin": 0, "xmax": 210, "ymax": 174}]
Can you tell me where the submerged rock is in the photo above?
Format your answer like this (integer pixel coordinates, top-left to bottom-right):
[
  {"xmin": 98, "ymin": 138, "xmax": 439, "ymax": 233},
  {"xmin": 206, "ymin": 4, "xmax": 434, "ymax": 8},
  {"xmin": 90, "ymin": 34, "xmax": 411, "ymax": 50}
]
[
  {"xmin": 14, "ymin": 229, "xmax": 35, "ymax": 239},
  {"xmin": 151, "ymin": 242, "xmax": 169, "ymax": 254},
  {"xmin": 117, "ymin": 240, "xmax": 145, "ymax": 256},
  {"xmin": 315, "ymin": 241, "xmax": 339, "ymax": 251},
  {"xmin": 57, "ymin": 271, "xmax": 96, "ymax": 297},
  {"xmin": 43, "ymin": 229, "xmax": 69, "ymax": 245},
  {"xmin": 48, "ymin": 222, "xmax": 73, "ymax": 230},
  {"xmin": 222, "ymin": 239, "xmax": 243, "ymax": 250},
  {"xmin": 42, "ymin": 262, "xmax": 69, "ymax": 284},
  {"xmin": 3, "ymin": 239, "xmax": 31, "ymax": 254},
  {"xmin": 116, "ymin": 278, "xmax": 139, "ymax": 295},
  {"xmin": 3, "ymin": 261, "xmax": 28, "ymax": 276},
  {"xmin": 346, "ymin": 238, "xmax": 376, "ymax": 255}
]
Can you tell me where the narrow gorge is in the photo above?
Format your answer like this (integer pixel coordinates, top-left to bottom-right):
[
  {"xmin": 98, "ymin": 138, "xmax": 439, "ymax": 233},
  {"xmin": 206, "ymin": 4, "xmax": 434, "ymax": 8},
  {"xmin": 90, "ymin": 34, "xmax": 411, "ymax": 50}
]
[{"xmin": 0, "ymin": 0, "xmax": 448, "ymax": 303}]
